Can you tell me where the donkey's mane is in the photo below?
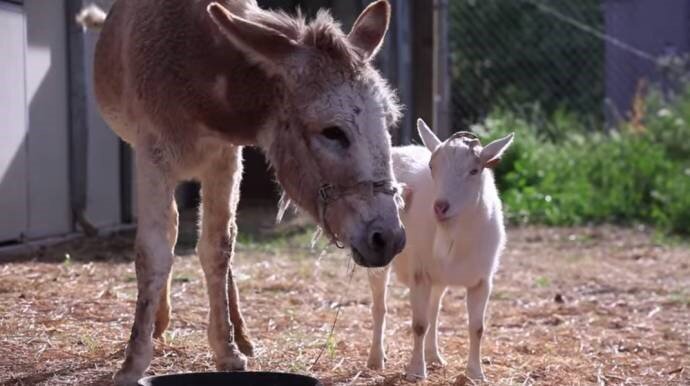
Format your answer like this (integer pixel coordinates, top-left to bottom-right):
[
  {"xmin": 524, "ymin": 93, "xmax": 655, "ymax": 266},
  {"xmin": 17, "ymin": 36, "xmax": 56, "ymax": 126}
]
[
  {"xmin": 242, "ymin": 1, "xmax": 401, "ymax": 128},
  {"xmin": 248, "ymin": 6, "xmax": 363, "ymax": 68}
]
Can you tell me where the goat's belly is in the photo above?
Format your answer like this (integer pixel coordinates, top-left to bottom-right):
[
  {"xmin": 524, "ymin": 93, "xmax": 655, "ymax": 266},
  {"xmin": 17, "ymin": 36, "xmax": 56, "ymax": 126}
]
[
  {"xmin": 436, "ymin": 257, "xmax": 494, "ymax": 287},
  {"xmin": 391, "ymin": 252, "xmax": 492, "ymax": 289}
]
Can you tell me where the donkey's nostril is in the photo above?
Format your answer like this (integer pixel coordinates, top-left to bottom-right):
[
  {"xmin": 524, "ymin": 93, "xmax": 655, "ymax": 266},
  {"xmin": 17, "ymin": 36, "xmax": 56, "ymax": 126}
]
[
  {"xmin": 370, "ymin": 231, "xmax": 387, "ymax": 252},
  {"xmin": 434, "ymin": 200, "xmax": 450, "ymax": 218}
]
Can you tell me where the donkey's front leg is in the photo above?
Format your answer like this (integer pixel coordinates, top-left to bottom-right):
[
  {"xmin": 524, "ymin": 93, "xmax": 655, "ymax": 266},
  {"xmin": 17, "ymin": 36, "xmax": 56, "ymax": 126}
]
[
  {"xmin": 114, "ymin": 151, "xmax": 178, "ymax": 386},
  {"xmin": 198, "ymin": 147, "xmax": 249, "ymax": 371},
  {"xmin": 466, "ymin": 278, "xmax": 491, "ymax": 381},
  {"xmin": 367, "ymin": 267, "xmax": 391, "ymax": 370}
]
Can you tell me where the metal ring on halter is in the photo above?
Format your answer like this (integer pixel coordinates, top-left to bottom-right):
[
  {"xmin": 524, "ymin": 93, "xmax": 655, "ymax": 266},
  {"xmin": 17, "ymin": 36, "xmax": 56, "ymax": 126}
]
[{"xmin": 317, "ymin": 180, "xmax": 400, "ymax": 249}]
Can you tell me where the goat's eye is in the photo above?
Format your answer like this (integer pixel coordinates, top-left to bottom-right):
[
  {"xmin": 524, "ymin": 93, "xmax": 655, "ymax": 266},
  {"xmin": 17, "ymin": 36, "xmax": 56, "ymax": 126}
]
[
  {"xmin": 321, "ymin": 126, "xmax": 350, "ymax": 148},
  {"xmin": 470, "ymin": 169, "xmax": 479, "ymax": 176}
]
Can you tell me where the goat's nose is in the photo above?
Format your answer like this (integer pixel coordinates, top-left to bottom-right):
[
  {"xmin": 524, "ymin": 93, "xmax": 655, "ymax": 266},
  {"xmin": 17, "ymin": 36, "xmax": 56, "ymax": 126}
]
[{"xmin": 434, "ymin": 200, "xmax": 450, "ymax": 218}]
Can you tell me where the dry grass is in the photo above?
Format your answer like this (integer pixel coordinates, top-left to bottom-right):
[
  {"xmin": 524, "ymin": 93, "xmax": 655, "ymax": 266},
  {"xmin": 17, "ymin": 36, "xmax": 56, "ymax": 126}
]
[{"xmin": 1, "ymin": 212, "xmax": 688, "ymax": 385}]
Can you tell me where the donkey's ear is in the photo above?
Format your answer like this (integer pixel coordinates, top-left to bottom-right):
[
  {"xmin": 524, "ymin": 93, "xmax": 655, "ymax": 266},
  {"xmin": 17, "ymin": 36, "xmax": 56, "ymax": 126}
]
[
  {"xmin": 207, "ymin": 2, "xmax": 300, "ymax": 75},
  {"xmin": 417, "ymin": 118, "xmax": 441, "ymax": 152},
  {"xmin": 480, "ymin": 133, "xmax": 514, "ymax": 168},
  {"xmin": 347, "ymin": 0, "xmax": 391, "ymax": 61}
]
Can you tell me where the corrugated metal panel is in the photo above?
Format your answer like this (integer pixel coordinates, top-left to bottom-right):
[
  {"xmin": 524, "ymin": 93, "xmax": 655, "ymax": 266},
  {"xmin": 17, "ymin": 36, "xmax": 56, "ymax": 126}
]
[
  {"xmin": 83, "ymin": 28, "xmax": 122, "ymax": 228},
  {"xmin": 0, "ymin": 2, "xmax": 29, "ymax": 242},
  {"xmin": 24, "ymin": 0, "xmax": 71, "ymax": 239},
  {"xmin": 605, "ymin": 0, "xmax": 690, "ymax": 119}
]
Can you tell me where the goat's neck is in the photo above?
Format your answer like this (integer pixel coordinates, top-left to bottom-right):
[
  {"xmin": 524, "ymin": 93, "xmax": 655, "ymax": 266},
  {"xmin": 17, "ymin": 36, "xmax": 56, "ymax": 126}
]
[{"xmin": 434, "ymin": 204, "xmax": 482, "ymax": 257}]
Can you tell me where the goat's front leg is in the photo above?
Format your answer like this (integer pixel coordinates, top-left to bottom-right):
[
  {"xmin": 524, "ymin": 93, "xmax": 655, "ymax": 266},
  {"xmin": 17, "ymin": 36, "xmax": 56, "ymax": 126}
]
[
  {"xmin": 198, "ymin": 146, "xmax": 249, "ymax": 371},
  {"xmin": 366, "ymin": 267, "xmax": 390, "ymax": 370},
  {"xmin": 466, "ymin": 278, "xmax": 491, "ymax": 381},
  {"xmin": 406, "ymin": 276, "xmax": 431, "ymax": 381},
  {"xmin": 114, "ymin": 151, "xmax": 178, "ymax": 386},
  {"xmin": 425, "ymin": 285, "xmax": 447, "ymax": 367}
]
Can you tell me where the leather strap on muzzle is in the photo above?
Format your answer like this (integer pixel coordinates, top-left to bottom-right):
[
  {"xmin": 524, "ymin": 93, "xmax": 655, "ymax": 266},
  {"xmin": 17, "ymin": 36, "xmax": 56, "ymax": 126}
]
[{"xmin": 317, "ymin": 180, "xmax": 401, "ymax": 248}]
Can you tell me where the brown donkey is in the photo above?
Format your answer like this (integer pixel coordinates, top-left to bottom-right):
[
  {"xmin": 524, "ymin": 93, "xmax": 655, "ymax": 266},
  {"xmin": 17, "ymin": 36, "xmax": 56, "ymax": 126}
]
[{"xmin": 78, "ymin": 0, "xmax": 406, "ymax": 384}]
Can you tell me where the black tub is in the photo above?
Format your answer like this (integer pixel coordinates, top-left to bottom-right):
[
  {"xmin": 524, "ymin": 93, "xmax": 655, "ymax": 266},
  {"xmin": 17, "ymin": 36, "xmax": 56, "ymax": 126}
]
[{"xmin": 138, "ymin": 372, "xmax": 322, "ymax": 386}]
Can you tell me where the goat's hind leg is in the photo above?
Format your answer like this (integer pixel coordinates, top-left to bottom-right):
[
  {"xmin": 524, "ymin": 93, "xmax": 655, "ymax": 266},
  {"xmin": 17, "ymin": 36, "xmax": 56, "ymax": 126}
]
[
  {"xmin": 198, "ymin": 146, "xmax": 249, "ymax": 371},
  {"xmin": 366, "ymin": 267, "xmax": 390, "ymax": 370},
  {"xmin": 114, "ymin": 150, "xmax": 178, "ymax": 386}
]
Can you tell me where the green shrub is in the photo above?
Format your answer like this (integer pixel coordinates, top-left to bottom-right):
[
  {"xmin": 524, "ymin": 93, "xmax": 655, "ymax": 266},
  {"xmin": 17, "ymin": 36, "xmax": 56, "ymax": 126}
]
[
  {"xmin": 475, "ymin": 107, "xmax": 690, "ymax": 235},
  {"xmin": 651, "ymin": 167, "xmax": 690, "ymax": 234}
]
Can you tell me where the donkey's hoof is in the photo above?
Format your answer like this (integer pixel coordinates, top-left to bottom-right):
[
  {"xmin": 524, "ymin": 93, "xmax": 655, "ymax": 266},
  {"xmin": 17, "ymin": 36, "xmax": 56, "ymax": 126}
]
[
  {"xmin": 216, "ymin": 349, "xmax": 247, "ymax": 371},
  {"xmin": 113, "ymin": 369, "xmax": 142, "ymax": 386},
  {"xmin": 425, "ymin": 351, "xmax": 447, "ymax": 367},
  {"xmin": 405, "ymin": 363, "xmax": 427, "ymax": 382},
  {"xmin": 236, "ymin": 336, "xmax": 255, "ymax": 357},
  {"xmin": 466, "ymin": 366, "xmax": 485, "ymax": 382},
  {"xmin": 405, "ymin": 371, "xmax": 427, "ymax": 382},
  {"xmin": 367, "ymin": 356, "xmax": 384, "ymax": 370}
]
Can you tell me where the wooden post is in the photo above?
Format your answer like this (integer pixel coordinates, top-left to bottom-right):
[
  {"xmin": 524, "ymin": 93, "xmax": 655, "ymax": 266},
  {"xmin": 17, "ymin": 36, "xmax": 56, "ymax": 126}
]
[
  {"xmin": 411, "ymin": 0, "xmax": 434, "ymax": 141},
  {"xmin": 392, "ymin": 0, "xmax": 414, "ymax": 144},
  {"xmin": 433, "ymin": 0, "xmax": 451, "ymax": 138}
]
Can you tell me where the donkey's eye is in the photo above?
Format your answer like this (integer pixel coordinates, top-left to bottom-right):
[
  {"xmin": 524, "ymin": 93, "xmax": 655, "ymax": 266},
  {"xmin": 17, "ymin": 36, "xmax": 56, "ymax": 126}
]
[
  {"xmin": 321, "ymin": 126, "xmax": 350, "ymax": 149},
  {"xmin": 470, "ymin": 169, "xmax": 479, "ymax": 176}
]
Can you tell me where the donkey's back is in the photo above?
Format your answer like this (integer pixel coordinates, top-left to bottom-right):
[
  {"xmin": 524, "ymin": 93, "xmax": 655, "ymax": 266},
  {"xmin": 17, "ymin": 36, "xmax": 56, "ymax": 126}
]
[{"xmin": 94, "ymin": 0, "xmax": 277, "ymax": 146}]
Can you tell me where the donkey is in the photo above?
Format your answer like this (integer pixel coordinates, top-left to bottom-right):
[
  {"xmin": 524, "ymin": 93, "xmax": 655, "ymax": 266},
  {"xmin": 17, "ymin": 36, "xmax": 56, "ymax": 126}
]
[{"xmin": 78, "ymin": 0, "xmax": 406, "ymax": 384}]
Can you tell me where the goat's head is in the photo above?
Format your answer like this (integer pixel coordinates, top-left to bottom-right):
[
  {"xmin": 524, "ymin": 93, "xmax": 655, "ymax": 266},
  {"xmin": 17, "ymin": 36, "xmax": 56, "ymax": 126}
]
[
  {"xmin": 417, "ymin": 119, "xmax": 514, "ymax": 223},
  {"xmin": 207, "ymin": 1, "xmax": 405, "ymax": 267}
]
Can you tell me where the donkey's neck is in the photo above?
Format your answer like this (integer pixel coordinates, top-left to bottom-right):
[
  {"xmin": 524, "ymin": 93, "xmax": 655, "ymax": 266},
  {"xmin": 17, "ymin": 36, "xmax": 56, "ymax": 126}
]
[{"xmin": 148, "ymin": 1, "xmax": 289, "ymax": 146}]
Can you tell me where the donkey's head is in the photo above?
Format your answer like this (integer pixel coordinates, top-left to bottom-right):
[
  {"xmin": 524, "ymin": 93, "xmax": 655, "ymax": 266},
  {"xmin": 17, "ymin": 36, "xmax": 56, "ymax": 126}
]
[{"xmin": 207, "ymin": 1, "xmax": 404, "ymax": 267}]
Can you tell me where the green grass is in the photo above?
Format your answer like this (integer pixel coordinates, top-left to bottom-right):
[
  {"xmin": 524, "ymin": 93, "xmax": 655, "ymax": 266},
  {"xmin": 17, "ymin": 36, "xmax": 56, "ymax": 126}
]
[
  {"xmin": 236, "ymin": 226, "xmax": 331, "ymax": 260},
  {"xmin": 534, "ymin": 276, "xmax": 551, "ymax": 288},
  {"xmin": 668, "ymin": 291, "xmax": 690, "ymax": 306}
]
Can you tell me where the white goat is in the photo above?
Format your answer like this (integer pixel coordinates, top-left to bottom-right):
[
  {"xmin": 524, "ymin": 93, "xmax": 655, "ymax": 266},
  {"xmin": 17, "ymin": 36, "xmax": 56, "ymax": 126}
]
[{"xmin": 366, "ymin": 119, "xmax": 514, "ymax": 381}]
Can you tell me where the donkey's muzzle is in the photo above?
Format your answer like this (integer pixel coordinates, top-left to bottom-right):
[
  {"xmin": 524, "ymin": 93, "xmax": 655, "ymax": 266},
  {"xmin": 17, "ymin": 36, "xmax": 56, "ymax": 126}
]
[{"xmin": 351, "ymin": 223, "xmax": 406, "ymax": 267}]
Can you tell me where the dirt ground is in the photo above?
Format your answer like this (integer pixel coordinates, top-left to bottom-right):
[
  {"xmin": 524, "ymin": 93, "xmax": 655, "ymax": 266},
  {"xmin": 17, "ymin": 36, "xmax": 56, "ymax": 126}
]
[{"xmin": 1, "ymin": 209, "xmax": 688, "ymax": 385}]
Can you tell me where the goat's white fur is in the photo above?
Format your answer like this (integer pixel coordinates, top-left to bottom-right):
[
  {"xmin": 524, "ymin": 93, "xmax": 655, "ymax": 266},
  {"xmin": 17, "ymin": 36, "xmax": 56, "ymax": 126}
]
[{"xmin": 367, "ymin": 119, "xmax": 514, "ymax": 381}]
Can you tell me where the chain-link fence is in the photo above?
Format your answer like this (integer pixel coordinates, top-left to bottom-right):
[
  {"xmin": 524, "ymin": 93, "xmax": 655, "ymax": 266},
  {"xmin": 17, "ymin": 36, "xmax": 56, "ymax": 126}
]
[{"xmin": 448, "ymin": 0, "xmax": 605, "ymax": 129}]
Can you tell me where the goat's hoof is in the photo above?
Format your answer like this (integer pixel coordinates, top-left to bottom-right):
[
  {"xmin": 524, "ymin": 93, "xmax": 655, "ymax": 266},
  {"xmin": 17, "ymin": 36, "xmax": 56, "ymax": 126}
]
[
  {"xmin": 113, "ymin": 369, "xmax": 141, "ymax": 386},
  {"xmin": 236, "ymin": 336, "xmax": 255, "ymax": 357}
]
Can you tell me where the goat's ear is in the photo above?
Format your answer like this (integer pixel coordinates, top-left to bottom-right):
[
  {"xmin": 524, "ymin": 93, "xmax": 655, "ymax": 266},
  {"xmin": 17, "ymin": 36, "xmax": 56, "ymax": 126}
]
[
  {"xmin": 417, "ymin": 118, "xmax": 441, "ymax": 152},
  {"xmin": 207, "ymin": 2, "xmax": 300, "ymax": 76},
  {"xmin": 347, "ymin": 0, "xmax": 390, "ymax": 61},
  {"xmin": 480, "ymin": 133, "xmax": 514, "ymax": 168}
]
